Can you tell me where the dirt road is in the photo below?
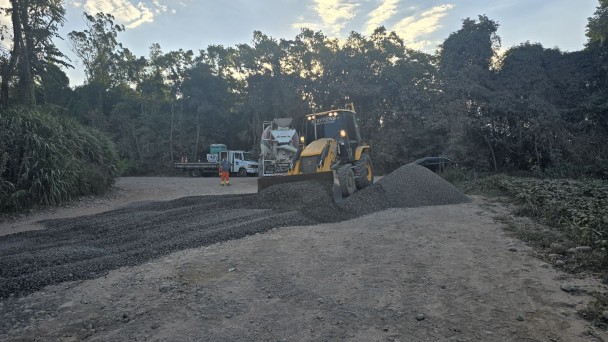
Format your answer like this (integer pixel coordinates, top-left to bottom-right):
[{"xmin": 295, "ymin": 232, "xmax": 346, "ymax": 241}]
[{"xmin": 0, "ymin": 177, "xmax": 606, "ymax": 341}]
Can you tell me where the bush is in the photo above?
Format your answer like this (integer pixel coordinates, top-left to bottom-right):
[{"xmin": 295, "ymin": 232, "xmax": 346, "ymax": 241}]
[
  {"xmin": 453, "ymin": 174, "xmax": 608, "ymax": 260},
  {"xmin": 0, "ymin": 107, "xmax": 119, "ymax": 212},
  {"xmin": 116, "ymin": 158, "xmax": 139, "ymax": 176},
  {"xmin": 439, "ymin": 166, "xmax": 501, "ymax": 194}
]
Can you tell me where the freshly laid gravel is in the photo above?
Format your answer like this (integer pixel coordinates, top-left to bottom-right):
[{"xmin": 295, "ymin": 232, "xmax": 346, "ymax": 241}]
[
  {"xmin": 0, "ymin": 164, "xmax": 468, "ymax": 298},
  {"xmin": 0, "ymin": 194, "xmax": 316, "ymax": 298}
]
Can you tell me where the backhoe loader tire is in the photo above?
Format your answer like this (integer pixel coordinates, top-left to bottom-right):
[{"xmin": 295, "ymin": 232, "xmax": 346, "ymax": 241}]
[
  {"xmin": 354, "ymin": 152, "xmax": 373, "ymax": 190},
  {"xmin": 337, "ymin": 165, "xmax": 356, "ymax": 197}
]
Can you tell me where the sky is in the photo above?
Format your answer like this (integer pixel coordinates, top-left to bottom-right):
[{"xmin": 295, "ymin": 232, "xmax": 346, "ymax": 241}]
[{"xmin": 0, "ymin": 0, "xmax": 601, "ymax": 86}]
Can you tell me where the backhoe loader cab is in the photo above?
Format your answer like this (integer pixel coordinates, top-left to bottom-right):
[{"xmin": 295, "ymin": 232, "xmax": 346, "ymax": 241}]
[{"xmin": 301, "ymin": 109, "xmax": 362, "ymax": 162}]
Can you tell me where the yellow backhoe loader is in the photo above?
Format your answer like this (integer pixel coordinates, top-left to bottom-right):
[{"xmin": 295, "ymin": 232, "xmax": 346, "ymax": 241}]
[{"xmin": 257, "ymin": 105, "xmax": 374, "ymax": 201}]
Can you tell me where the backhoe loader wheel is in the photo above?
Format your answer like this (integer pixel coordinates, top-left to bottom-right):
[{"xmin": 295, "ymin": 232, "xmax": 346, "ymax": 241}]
[
  {"xmin": 354, "ymin": 152, "xmax": 373, "ymax": 189},
  {"xmin": 337, "ymin": 165, "xmax": 356, "ymax": 197}
]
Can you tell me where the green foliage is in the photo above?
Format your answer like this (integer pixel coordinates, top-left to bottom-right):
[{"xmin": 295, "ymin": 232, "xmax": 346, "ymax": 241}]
[
  {"xmin": 3, "ymin": 3, "xmax": 605, "ymax": 179},
  {"xmin": 1, "ymin": 0, "xmax": 71, "ymax": 108},
  {"xmin": 586, "ymin": 0, "xmax": 608, "ymax": 46},
  {"xmin": 68, "ymin": 12, "xmax": 125, "ymax": 87},
  {"xmin": 458, "ymin": 175, "xmax": 608, "ymax": 253},
  {"xmin": 116, "ymin": 158, "xmax": 138, "ymax": 176},
  {"xmin": 0, "ymin": 107, "xmax": 118, "ymax": 212}
]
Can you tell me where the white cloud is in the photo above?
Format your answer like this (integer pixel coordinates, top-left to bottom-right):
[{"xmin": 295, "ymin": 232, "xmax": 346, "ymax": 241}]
[
  {"xmin": 392, "ymin": 4, "xmax": 455, "ymax": 48},
  {"xmin": 71, "ymin": 0, "xmax": 174, "ymax": 29},
  {"xmin": 293, "ymin": 0, "xmax": 359, "ymax": 37},
  {"xmin": 152, "ymin": 0, "xmax": 167, "ymax": 14},
  {"xmin": 0, "ymin": 0, "xmax": 12, "ymax": 50},
  {"xmin": 365, "ymin": 0, "xmax": 400, "ymax": 35}
]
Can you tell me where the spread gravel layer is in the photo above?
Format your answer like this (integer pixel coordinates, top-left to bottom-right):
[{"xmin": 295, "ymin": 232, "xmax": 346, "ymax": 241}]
[{"xmin": 0, "ymin": 165, "xmax": 468, "ymax": 298}]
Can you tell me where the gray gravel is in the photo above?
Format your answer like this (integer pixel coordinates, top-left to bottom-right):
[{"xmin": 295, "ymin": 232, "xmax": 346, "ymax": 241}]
[
  {"xmin": 376, "ymin": 164, "xmax": 470, "ymax": 208},
  {"xmin": 342, "ymin": 164, "xmax": 470, "ymax": 212},
  {"xmin": 0, "ymin": 164, "xmax": 468, "ymax": 299}
]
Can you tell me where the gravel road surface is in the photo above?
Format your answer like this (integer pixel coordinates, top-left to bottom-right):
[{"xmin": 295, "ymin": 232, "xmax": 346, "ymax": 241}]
[{"xmin": 0, "ymin": 169, "xmax": 606, "ymax": 341}]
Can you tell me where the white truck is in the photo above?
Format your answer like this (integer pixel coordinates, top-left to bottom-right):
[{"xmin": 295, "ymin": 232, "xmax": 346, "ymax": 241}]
[{"xmin": 174, "ymin": 144, "xmax": 259, "ymax": 177}]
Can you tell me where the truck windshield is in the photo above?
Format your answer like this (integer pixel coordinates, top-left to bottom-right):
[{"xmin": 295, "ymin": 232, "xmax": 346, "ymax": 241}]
[{"xmin": 243, "ymin": 153, "xmax": 256, "ymax": 162}]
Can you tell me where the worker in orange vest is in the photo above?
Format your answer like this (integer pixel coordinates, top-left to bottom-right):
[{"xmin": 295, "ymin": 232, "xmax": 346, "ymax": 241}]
[{"xmin": 219, "ymin": 156, "xmax": 231, "ymax": 186}]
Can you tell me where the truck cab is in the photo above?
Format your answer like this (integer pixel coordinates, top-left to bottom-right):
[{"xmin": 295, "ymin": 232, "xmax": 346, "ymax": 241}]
[
  {"xmin": 219, "ymin": 150, "xmax": 259, "ymax": 176},
  {"xmin": 174, "ymin": 144, "xmax": 259, "ymax": 177}
]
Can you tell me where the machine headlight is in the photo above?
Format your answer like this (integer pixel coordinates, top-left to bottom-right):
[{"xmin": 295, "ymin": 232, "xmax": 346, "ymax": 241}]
[
  {"xmin": 300, "ymin": 136, "xmax": 305, "ymax": 143},
  {"xmin": 307, "ymin": 116, "xmax": 313, "ymax": 121},
  {"xmin": 340, "ymin": 129, "xmax": 346, "ymax": 137}
]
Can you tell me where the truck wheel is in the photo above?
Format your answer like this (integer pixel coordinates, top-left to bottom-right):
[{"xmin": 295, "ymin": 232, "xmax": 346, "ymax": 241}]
[
  {"xmin": 191, "ymin": 169, "xmax": 201, "ymax": 177},
  {"xmin": 238, "ymin": 168, "xmax": 247, "ymax": 177},
  {"xmin": 354, "ymin": 152, "xmax": 373, "ymax": 190},
  {"xmin": 337, "ymin": 165, "xmax": 356, "ymax": 197}
]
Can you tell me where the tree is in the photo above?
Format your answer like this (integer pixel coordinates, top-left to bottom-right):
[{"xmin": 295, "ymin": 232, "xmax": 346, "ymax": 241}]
[
  {"xmin": 0, "ymin": 0, "xmax": 69, "ymax": 108},
  {"xmin": 585, "ymin": 0, "xmax": 608, "ymax": 133},
  {"xmin": 587, "ymin": 0, "xmax": 608, "ymax": 46},
  {"xmin": 182, "ymin": 62, "xmax": 230, "ymax": 160},
  {"xmin": 68, "ymin": 12, "xmax": 125, "ymax": 113},
  {"xmin": 37, "ymin": 62, "xmax": 72, "ymax": 108},
  {"xmin": 438, "ymin": 15, "xmax": 501, "ymax": 171},
  {"xmin": 492, "ymin": 43, "xmax": 568, "ymax": 169},
  {"xmin": 152, "ymin": 46, "xmax": 194, "ymax": 163}
]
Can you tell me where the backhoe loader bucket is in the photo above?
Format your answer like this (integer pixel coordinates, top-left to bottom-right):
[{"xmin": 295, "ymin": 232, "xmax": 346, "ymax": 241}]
[{"xmin": 257, "ymin": 171, "xmax": 343, "ymax": 203}]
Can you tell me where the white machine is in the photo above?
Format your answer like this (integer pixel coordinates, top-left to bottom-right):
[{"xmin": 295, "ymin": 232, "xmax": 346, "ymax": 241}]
[{"xmin": 260, "ymin": 118, "xmax": 299, "ymax": 176}]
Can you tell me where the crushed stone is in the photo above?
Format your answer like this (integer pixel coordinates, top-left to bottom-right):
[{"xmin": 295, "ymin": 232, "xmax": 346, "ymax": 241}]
[{"xmin": 0, "ymin": 164, "xmax": 468, "ymax": 299}]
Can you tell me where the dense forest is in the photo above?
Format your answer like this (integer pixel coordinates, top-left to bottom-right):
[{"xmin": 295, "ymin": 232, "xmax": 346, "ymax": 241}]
[{"xmin": 1, "ymin": 1, "xmax": 608, "ymax": 210}]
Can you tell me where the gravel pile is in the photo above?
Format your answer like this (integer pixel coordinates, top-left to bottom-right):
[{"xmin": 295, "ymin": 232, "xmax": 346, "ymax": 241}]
[
  {"xmin": 342, "ymin": 164, "xmax": 469, "ymax": 211},
  {"xmin": 377, "ymin": 164, "xmax": 470, "ymax": 208},
  {"xmin": 338, "ymin": 183, "xmax": 388, "ymax": 216},
  {"xmin": 0, "ymin": 164, "xmax": 468, "ymax": 298}
]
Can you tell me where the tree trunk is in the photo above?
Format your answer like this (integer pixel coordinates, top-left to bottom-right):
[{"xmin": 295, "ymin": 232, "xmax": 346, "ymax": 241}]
[
  {"xmin": 486, "ymin": 137, "xmax": 498, "ymax": 172},
  {"xmin": 12, "ymin": 0, "xmax": 35, "ymax": 108},
  {"xmin": 194, "ymin": 106, "xmax": 200, "ymax": 161},
  {"xmin": 21, "ymin": 0, "xmax": 35, "ymax": 108},
  {"xmin": 170, "ymin": 101, "xmax": 175, "ymax": 163},
  {"xmin": 179, "ymin": 98, "xmax": 184, "ymax": 153},
  {"xmin": 131, "ymin": 120, "xmax": 143, "ymax": 162},
  {"xmin": 1, "ymin": 0, "xmax": 22, "ymax": 108},
  {"xmin": 0, "ymin": 49, "xmax": 18, "ymax": 109}
]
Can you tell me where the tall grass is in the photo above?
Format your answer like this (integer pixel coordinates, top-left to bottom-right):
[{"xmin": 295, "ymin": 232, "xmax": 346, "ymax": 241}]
[{"xmin": 0, "ymin": 107, "xmax": 119, "ymax": 212}]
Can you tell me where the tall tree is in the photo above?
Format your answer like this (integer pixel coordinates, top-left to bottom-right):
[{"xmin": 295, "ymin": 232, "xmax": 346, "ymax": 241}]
[
  {"xmin": 0, "ymin": 0, "xmax": 69, "ymax": 108},
  {"xmin": 585, "ymin": 0, "xmax": 608, "ymax": 132},
  {"xmin": 68, "ymin": 12, "xmax": 125, "ymax": 113},
  {"xmin": 587, "ymin": 0, "xmax": 608, "ymax": 46},
  {"xmin": 438, "ymin": 15, "xmax": 501, "ymax": 170}
]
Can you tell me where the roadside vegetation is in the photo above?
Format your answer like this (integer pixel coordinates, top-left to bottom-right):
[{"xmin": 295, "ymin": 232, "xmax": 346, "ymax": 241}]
[
  {"xmin": 442, "ymin": 167, "xmax": 608, "ymax": 326},
  {"xmin": 0, "ymin": 107, "xmax": 118, "ymax": 212}
]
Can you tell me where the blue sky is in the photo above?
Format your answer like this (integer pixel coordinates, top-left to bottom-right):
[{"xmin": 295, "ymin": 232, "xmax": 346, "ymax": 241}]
[{"xmin": 3, "ymin": 0, "xmax": 599, "ymax": 85}]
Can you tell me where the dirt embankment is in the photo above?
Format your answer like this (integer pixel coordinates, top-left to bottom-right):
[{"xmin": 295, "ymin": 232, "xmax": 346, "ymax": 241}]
[{"xmin": 0, "ymin": 170, "xmax": 607, "ymax": 341}]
